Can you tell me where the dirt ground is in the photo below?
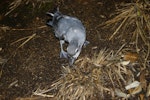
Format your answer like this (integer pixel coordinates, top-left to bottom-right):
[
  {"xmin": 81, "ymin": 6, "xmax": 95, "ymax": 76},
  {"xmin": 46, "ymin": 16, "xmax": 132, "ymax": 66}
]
[{"xmin": 0, "ymin": 0, "xmax": 149, "ymax": 100}]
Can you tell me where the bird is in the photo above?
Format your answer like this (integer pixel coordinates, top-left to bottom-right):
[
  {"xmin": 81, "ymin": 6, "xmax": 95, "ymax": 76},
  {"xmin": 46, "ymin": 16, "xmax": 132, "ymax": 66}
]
[{"xmin": 47, "ymin": 7, "xmax": 89, "ymax": 65}]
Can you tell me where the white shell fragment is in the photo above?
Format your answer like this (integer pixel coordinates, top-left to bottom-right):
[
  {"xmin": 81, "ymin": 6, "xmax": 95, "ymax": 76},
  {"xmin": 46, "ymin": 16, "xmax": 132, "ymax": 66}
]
[
  {"xmin": 115, "ymin": 89, "xmax": 128, "ymax": 98},
  {"xmin": 120, "ymin": 61, "xmax": 130, "ymax": 66},
  {"xmin": 125, "ymin": 81, "xmax": 140, "ymax": 90}
]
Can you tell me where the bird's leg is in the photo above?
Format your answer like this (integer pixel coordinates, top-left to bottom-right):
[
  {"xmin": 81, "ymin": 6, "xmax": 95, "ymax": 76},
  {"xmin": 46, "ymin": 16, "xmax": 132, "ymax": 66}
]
[{"xmin": 60, "ymin": 40, "xmax": 68, "ymax": 59}]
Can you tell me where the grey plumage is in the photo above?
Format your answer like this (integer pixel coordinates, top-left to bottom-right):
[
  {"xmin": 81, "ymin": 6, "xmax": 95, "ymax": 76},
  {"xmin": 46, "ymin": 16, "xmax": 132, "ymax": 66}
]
[{"xmin": 47, "ymin": 8, "xmax": 89, "ymax": 65}]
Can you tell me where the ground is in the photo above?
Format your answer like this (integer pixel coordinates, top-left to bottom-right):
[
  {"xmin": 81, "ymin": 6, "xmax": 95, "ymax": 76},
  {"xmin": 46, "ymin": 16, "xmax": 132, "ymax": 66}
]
[{"xmin": 0, "ymin": 0, "xmax": 149, "ymax": 100}]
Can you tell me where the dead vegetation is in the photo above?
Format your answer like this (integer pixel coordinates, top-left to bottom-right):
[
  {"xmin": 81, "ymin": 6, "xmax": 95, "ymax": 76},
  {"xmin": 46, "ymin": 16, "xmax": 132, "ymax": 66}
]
[
  {"xmin": 31, "ymin": 1, "xmax": 150, "ymax": 99},
  {"xmin": 32, "ymin": 49, "xmax": 149, "ymax": 99},
  {"xmin": 1, "ymin": 0, "xmax": 150, "ymax": 100},
  {"xmin": 5, "ymin": 0, "xmax": 53, "ymax": 16},
  {"xmin": 100, "ymin": 0, "xmax": 150, "ymax": 55}
]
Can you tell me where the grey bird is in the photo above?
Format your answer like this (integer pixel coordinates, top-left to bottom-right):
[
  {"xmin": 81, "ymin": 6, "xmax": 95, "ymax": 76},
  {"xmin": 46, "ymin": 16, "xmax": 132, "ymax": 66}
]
[{"xmin": 47, "ymin": 8, "xmax": 89, "ymax": 65}]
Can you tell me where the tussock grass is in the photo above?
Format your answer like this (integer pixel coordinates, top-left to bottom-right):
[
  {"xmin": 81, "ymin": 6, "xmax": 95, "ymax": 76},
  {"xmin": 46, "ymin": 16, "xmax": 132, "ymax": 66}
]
[
  {"xmin": 33, "ymin": 48, "xmax": 149, "ymax": 99},
  {"xmin": 103, "ymin": 2, "xmax": 150, "ymax": 44},
  {"xmin": 99, "ymin": 1, "xmax": 150, "ymax": 70},
  {"xmin": 5, "ymin": 0, "xmax": 53, "ymax": 16}
]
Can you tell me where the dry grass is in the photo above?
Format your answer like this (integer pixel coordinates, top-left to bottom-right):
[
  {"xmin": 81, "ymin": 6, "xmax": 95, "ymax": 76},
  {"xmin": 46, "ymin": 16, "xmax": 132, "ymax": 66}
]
[
  {"xmin": 33, "ymin": 48, "xmax": 150, "ymax": 99},
  {"xmin": 5, "ymin": 0, "xmax": 53, "ymax": 16},
  {"xmin": 100, "ymin": 1, "xmax": 150, "ymax": 53},
  {"xmin": 2, "ymin": 1, "xmax": 150, "ymax": 99},
  {"xmin": 103, "ymin": 2, "xmax": 150, "ymax": 41}
]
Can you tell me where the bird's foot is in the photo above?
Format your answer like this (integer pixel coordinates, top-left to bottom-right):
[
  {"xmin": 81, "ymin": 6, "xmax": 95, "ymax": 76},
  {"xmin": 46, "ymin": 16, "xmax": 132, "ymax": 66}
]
[
  {"xmin": 60, "ymin": 51, "xmax": 68, "ymax": 59},
  {"xmin": 69, "ymin": 57, "xmax": 76, "ymax": 66}
]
